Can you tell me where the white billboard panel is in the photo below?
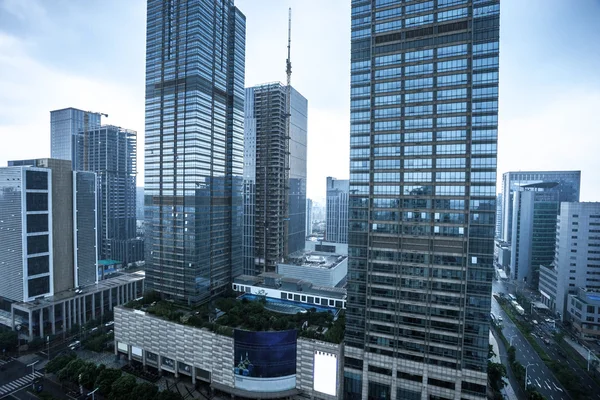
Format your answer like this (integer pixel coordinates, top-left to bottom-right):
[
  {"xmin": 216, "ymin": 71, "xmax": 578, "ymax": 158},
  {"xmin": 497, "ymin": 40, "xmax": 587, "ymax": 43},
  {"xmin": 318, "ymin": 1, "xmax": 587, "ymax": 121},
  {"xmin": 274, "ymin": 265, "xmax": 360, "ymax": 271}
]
[{"xmin": 313, "ymin": 351, "xmax": 337, "ymax": 396}]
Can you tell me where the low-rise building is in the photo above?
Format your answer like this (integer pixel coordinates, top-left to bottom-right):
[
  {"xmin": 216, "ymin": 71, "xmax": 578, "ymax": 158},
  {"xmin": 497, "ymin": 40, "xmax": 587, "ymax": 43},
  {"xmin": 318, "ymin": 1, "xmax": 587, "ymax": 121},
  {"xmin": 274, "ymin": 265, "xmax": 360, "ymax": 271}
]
[
  {"xmin": 277, "ymin": 251, "xmax": 347, "ymax": 288},
  {"xmin": 567, "ymin": 288, "xmax": 600, "ymax": 340}
]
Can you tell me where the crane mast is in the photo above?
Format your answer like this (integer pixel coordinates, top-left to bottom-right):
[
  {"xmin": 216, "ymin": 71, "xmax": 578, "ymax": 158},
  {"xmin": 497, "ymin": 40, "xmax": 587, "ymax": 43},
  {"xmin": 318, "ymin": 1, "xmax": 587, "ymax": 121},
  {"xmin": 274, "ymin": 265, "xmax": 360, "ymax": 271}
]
[{"xmin": 283, "ymin": 8, "xmax": 292, "ymax": 260}]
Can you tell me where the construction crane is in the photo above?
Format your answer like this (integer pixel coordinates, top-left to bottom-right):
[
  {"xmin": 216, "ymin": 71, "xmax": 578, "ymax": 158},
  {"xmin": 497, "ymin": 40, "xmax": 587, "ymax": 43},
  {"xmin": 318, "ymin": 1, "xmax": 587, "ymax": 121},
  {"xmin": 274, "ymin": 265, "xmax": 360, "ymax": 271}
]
[{"xmin": 283, "ymin": 8, "xmax": 292, "ymax": 260}]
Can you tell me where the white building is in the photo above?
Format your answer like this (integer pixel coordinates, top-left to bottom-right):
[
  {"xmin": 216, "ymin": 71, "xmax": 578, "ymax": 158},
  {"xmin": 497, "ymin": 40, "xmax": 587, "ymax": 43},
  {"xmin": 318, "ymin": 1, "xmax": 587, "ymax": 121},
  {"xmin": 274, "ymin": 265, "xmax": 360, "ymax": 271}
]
[{"xmin": 539, "ymin": 202, "xmax": 600, "ymax": 320}]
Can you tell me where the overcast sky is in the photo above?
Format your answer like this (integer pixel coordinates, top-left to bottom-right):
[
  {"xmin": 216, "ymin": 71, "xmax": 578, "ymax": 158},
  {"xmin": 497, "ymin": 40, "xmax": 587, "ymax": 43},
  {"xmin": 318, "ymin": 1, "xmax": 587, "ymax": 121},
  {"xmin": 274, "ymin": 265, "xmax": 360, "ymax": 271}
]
[{"xmin": 0, "ymin": 0, "xmax": 599, "ymax": 202}]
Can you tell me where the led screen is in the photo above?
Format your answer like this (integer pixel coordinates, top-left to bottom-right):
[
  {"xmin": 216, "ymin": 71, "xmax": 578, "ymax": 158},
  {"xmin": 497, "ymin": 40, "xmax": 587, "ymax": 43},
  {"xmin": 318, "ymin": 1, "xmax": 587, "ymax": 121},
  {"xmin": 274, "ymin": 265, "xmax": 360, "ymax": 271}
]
[
  {"xmin": 234, "ymin": 329, "xmax": 297, "ymax": 378},
  {"xmin": 313, "ymin": 351, "xmax": 338, "ymax": 396}
]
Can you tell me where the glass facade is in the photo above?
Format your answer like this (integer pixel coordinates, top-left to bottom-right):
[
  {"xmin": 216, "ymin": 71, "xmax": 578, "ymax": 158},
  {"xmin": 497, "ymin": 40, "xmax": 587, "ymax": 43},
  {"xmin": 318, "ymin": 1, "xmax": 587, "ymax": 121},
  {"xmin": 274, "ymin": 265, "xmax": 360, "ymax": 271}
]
[
  {"xmin": 144, "ymin": 0, "xmax": 245, "ymax": 305},
  {"xmin": 242, "ymin": 84, "xmax": 307, "ymax": 276},
  {"xmin": 74, "ymin": 126, "xmax": 139, "ymax": 264},
  {"xmin": 326, "ymin": 177, "xmax": 349, "ymax": 244},
  {"xmin": 500, "ymin": 170, "xmax": 581, "ymax": 242},
  {"xmin": 346, "ymin": 0, "xmax": 499, "ymax": 398},
  {"xmin": 50, "ymin": 108, "xmax": 101, "ymax": 164}
]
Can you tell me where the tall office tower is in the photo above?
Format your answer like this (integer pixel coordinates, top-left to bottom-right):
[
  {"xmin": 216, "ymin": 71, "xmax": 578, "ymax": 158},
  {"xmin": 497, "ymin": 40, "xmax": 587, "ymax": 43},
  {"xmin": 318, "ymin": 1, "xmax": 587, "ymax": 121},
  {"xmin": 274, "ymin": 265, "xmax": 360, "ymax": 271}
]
[
  {"xmin": 74, "ymin": 125, "xmax": 142, "ymax": 265},
  {"xmin": 500, "ymin": 170, "xmax": 580, "ymax": 242},
  {"xmin": 0, "ymin": 159, "xmax": 97, "ymax": 304},
  {"xmin": 306, "ymin": 198, "xmax": 313, "ymax": 236},
  {"xmin": 242, "ymin": 83, "xmax": 307, "ymax": 276},
  {"xmin": 539, "ymin": 202, "xmax": 600, "ymax": 320},
  {"xmin": 346, "ymin": 1, "xmax": 500, "ymax": 399},
  {"xmin": 326, "ymin": 177, "xmax": 349, "ymax": 244},
  {"xmin": 145, "ymin": 0, "xmax": 246, "ymax": 305},
  {"xmin": 495, "ymin": 193, "xmax": 502, "ymax": 239},
  {"xmin": 509, "ymin": 183, "xmax": 559, "ymax": 288},
  {"xmin": 50, "ymin": 108, "xmax": 102, "ymax": 164}
]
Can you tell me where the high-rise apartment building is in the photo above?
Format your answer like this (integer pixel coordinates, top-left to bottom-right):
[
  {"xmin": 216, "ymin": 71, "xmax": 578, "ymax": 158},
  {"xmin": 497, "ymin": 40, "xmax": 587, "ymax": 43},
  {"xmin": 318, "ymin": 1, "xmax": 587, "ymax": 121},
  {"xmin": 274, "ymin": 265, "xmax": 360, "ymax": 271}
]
[
  {"xmin": 50, "ymin": 108, "xmax": 102, "ymax": 164},
  {"xmin": 74, "ymin": 125, "xmax": 142, "ymax": 265},
  {"xmin": 306, "ymin": 198, "xmax": 313, "ymax": 236},
  {"xmin": 144, "ymin": 0, "xmax": 246, "ymax": 305},
  {"xmin": 509, "ymin": 183, "xmax": 560, "ymax": 288},
  {"xmin": 346, "ymin": 1, "xmax": 500, "ymax": 398},
  {"xmin": 500, "ymin": 170, "xmax": 581, "ymax": 242},
  {"xmin": 326, "ymin": 177, "xmax": 349, "ymax": 244},
  {"xmin": 242, "ymin": 83, "xmax": 307, "ymax": 276},
  {"xmin": 0, "ymin": 159, "xmax": 97, "ymax": 303},
  {"xmin": 539, "ymin": 202, "xmax": 600, "ymax": 320}
]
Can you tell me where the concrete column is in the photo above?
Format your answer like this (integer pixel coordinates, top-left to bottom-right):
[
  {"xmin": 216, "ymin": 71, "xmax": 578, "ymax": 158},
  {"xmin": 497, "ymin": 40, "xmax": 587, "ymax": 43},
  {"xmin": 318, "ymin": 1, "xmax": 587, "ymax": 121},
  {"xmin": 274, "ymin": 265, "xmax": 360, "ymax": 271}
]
[
  {"xmin": 157, "ymin": 356, "xmax": 162, "ymax": 373},
  {"xmin": 11, "ymin": 307, "xmax": 15, "ymax": 331},
  {"xmin": 91, "ymin": 293, "xmax": 96, "ymax": 320},
  {"xmin": 128, "ymin": 345, "xmax": 132, "ymax": 361},
  {"xmin": 82, "ymin": 296, "xmax": 87, "ymax": 324},
  {"xmin": 63, "ymin": 301, "xmax": 68, "ymax": 331},
  {"xmin": 39, "ymin": 309, "xmax": 44, "ymax": 339},
  {"xmin": 28, "ymin": 311, "xmax": 33, "ymax": 340},
  {"xmin": 100, "ymin": 290, "xmax": 105, "ymax": 316},
  {"xmin": 142, "ymin": 349, "xmax": 147, "ymax": 368},
  {"xmin": 109, "ymin": 288, "xmax": 113, "ymax": 310},
  {"xmin": 51, "ymin": 304, "xmax": 56, "ymax": 335},
  {"xmin": 191, "ymin": 366, "xmax": 197, "ymax": 385}
]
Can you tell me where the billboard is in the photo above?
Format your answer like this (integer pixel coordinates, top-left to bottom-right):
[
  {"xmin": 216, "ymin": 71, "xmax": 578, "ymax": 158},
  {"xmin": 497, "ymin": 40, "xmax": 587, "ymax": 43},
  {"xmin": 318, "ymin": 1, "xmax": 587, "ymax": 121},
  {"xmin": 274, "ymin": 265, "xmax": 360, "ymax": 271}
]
[
  {"xmin": 234, "ymin": 329, "xmax": 297, "ymax": 392},
  {"xmin": 313, "ymin": 351, "xmax": 338, "ymax": 396}
]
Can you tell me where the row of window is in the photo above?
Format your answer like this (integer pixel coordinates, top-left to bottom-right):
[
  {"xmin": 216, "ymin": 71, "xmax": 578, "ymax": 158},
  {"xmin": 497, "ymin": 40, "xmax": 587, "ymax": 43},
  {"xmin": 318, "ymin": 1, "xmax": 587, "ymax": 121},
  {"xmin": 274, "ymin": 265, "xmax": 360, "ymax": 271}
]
[
  {"xmin": 368, "ymin": 115, "xmax": 498, "ymax": 130},
  {"xmin": 353, "ymin": 101, "xmax": 498, "ymax": 119},
  {"xmin": 350, "ymin": 184, "xmax": 495, "ymax": 196},
  {"xmin": 351, "ymin": 143, "xmax": 497, "ymax": 157},
  {"xmin": 350, "ymin": 171, "xmax": 495, "ymax": 183},
  {"xmin": 350, "ymin": 157, "xmax": 497, "ymax": 170}
]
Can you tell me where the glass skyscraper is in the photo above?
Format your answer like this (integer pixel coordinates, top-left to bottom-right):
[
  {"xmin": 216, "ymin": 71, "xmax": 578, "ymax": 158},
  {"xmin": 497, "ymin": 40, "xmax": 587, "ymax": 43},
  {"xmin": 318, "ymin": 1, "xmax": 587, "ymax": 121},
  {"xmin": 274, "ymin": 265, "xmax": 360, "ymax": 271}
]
[
  {"xmin": 346, "ymin": 1, "xmax": 500, "ymax": 399},
  {"xmin": 144, "ymin": 0, "xmax": 245, "ymax": 305},
  {"xmin": 50, "ymin": 108, "xmax": 101, "ymax": 164}
]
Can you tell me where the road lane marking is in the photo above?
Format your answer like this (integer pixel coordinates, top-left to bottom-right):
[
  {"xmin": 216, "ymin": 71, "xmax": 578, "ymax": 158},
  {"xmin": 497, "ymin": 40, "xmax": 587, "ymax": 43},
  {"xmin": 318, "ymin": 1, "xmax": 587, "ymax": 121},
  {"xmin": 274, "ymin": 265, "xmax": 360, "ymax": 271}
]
[{"xmin": 553, "ymin": 383, "xmax": 563, "ymax": 392}]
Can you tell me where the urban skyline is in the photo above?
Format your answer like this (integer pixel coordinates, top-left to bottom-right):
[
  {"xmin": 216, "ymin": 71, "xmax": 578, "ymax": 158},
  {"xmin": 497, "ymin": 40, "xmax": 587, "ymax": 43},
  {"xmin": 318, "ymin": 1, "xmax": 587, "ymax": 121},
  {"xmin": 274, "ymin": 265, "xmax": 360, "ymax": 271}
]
[{"xmin": 1, "ymin": 0, "xmax": 599, "ymax": 201}]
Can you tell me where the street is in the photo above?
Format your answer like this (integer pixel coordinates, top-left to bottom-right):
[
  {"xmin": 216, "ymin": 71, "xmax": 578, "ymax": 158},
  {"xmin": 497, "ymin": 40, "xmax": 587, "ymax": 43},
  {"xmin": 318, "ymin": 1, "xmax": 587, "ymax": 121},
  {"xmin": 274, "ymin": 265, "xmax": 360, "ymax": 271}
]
[
  {"xmin": 0, "ymin": 358, "xmax": 43, "ymax": 399},
  {"xmin": 492, "ymin": 279, "xmax": 571, "ymax": 400}
]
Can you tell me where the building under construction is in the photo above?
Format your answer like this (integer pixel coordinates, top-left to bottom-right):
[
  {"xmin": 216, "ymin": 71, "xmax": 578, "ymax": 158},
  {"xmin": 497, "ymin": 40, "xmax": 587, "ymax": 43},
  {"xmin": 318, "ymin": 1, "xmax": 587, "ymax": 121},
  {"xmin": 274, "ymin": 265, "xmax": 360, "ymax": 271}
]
[
  {"xmin": 74, "ymin": 125, "xmax": 142, "ymax": 265},
  {"xmin": 243, "ymin": 83, "xmax": 308, "ymax": 275}
]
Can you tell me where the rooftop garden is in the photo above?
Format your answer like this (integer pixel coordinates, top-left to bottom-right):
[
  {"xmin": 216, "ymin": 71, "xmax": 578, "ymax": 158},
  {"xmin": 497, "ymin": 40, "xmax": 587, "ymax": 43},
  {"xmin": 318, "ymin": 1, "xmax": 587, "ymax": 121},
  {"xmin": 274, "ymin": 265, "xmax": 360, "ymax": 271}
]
[{"xmin": 124, "ymin": 291, "xmax": 345, "ymax": 344}]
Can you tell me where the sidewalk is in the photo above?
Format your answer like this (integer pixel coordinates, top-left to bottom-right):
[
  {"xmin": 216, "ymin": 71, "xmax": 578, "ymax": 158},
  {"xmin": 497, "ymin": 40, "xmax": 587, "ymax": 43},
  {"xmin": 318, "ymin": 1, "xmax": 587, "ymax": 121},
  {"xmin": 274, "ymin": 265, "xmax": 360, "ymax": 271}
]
[
  {"xmin": 489, "ymin": 330, "xmax": 519, "ymax": 400},
  {"xmin": 564, "ymin": 336, "xmax": 600, "ymax": 373}
]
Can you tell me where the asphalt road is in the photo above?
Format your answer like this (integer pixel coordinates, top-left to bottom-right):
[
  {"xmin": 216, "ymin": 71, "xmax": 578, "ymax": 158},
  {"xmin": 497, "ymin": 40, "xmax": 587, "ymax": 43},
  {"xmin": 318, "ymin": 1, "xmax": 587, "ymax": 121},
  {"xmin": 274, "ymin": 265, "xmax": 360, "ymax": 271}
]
[{"xmin": 492, "ymin": 279, "xmax": 570, "ymax": 400}]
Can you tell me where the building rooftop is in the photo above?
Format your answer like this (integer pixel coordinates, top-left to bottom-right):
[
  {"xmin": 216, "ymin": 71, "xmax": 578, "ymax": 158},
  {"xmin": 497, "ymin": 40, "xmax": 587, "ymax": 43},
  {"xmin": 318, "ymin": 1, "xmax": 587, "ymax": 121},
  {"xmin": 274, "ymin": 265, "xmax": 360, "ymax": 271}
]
[
  {"xmin": 233, "ymin": 273, "xmax": 346, "ymax": 301},
  {"xmin": 284, "ymin": 250, "xmax": 347, "ymax": 270}
]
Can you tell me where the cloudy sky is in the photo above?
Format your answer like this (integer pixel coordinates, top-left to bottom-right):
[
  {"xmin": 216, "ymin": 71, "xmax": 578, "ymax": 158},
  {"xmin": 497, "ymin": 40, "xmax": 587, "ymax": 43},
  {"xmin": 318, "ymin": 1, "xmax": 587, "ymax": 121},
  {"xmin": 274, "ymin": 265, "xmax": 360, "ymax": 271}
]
[{"xmin": 0, "ymin": 0, "xmax": 599, "ymax": 202}]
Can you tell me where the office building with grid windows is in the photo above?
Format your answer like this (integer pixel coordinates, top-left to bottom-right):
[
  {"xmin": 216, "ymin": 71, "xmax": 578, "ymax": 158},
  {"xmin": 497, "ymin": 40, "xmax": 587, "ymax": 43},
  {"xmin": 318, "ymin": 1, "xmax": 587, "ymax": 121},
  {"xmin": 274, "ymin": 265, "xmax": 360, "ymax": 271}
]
[
  {"xmin": 144, "ymin": 0, "xmax": 246, "ymax": 305},
  {"xmin": 346, "ymin": 1, "xmax": 500, "ymax": 399}
]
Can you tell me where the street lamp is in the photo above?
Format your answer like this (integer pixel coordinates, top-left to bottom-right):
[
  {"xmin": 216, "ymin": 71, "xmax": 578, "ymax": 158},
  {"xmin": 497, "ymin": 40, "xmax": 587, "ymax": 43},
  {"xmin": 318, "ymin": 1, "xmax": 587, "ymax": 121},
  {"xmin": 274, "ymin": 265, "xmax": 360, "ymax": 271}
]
[
  {"xmin": 89, "ymin": 387, "xmax": 99, "ymax": 400},
  {"xmin": 524, "ymin": 363, "xmax": 534, "ymax": 391},
  {"xmin": 27, "ymin": 360, "xmax": 39, "ymax": 390}
]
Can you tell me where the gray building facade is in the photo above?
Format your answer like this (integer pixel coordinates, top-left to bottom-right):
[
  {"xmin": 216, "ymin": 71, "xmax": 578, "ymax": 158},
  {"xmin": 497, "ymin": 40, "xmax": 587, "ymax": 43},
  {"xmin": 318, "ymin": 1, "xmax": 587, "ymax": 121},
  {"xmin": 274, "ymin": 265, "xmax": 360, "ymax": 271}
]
[
  {"xmin": 500, "ymin": 170, "xmax": 581, "ymax": 242},
  {"xmin": 325, "ymin": 177, "xmax": 349, "ymax": 244},
  {"xmin": 306, "ymin": 198, "xmax": 313, "ymax": 236},
  {"xmin": 144, "ymin": 0, "xmax": 246, "ymax": 304},
  {"xmin": 347, "ymin": 1, "xmax": 500, "ymax": 398},
  {"xmin": 539, "ymin": 202, "xmax": 600, "ymax": 320},
  {"xmin": 0, "ymin": 159, "xmax": 98, "ymax": 305},
  {"xmin": 50, "ymin": 108, "xmax": 102, "ymax": 165},
  {"xmin": 509, "ymin": 183, "xmax": 560, "ymax": 288},
  {"xmin": 74, "ymin": 125, "xmax": 141, "ymax": 265},
  {"xmin": 243, "ymin": 83, "xmax": 308, "ymax": 276}
]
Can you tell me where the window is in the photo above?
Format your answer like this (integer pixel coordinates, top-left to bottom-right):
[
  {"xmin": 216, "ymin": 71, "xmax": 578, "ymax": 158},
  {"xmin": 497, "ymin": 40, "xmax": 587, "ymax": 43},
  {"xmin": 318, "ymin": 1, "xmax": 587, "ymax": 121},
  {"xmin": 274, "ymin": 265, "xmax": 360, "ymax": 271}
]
[
  {"xmin": 405, "ymin": 63, "xmax": 433, "ymax": 76},
  {"xmin": 437, "ymin": 158, "xmax": 466, "ymax": 168},
  {"xmin": 405, "ymin": 1, "xmax": 433, "ymax": 14},
  {"xmin": 436, "ymin": 130, "xmax": 466, "ymax": 141},
  {"xmin": 26, "ymin": 193, "xmax": 48, "ymax": 212},
  {"xmin": 351, "ymin": 73, "xmax": 370, "ymax": 84},
  {"xmin": 471, "ymin": 185, "xmax": 496, "ymax": 196},
  {"xmin": 471, "ymin": 157, "xmax": 496, "ymax": 168},
  {"xmin": 437, "ymin": 102, "xmax": 467, "ymax": 114},
  {"xmin": 472, "ymin": 101, "xmax": 498, "ymax": 112},
  {"xmin": 375, "ymin": 95, "xmax": 402, "ymax": 105},
  {"xmin": 27, "ymin": 214, "xmax": 49, "ymax": 233},
  {"xmin": 373, "ymin": 146, "xmax": 401, "ymax": 156},
  {"xmin": 375, "ymin": 67, "xmax": 401, "ymax": 80},
  {"xmin": 27, "ymin": 255, "xmax": 50, "ymax": 276},
  {"xmin": 375, "ymin": 108, "xmax": 401, "ymax": 118},
  {"xmin": 404, "ymin": 145, "xmax": 432, "ymax": 156},
  {"xmin": 437, "ymin": 8, "xmax": 468, "ymax": 22},
  {"xmin": 474, "ymin": 4, "xmax": 500, "ymax": 18},
  {"xmin": 437, "ymin": 88, "xmax": 467, "ymax": 100},
  {"xmin": 405, "ymin": 118, "xmax": 433, "ymax": 129},
  {"xmin": 405, "ymin": 49, "xmax": 434, "ymax": 62},
  {"xmin": 436, "ymin": 144, "xmax": 466, "ymax": 155},
  {"xmin": 436, "ymin": 186, "xmax": 465, "ymax": 196},
  {"xmin": 352, "ymin": 28, "xmax": 370, "ymax": 40},
  {"xmin": 472, "ymin": 86, "xmax": 498, "ymax": 99},
  {"xmin": 28, "ymin": 276, "xmax": 50, "ymax": 298},
  {"xmin": 437, "ymin": 74, "xmax": 468, "ymax": 87},
  {"xmin": 405, "ymin": 105, "xmax": 433, "ymax": 116},
  {"xmin": 351, "ymin": 98, "xmax": 370, "ymax": 109},
  {"xmin": 375, "ymin": 7, "xmax": 402, "ymax": 21},
  {"xmin": 437, "ymin": 59, "xmax": 467, "ymax": 72},
  {"xmin": 472, "ymin": 129, "xmax": 497, "ymax": 141},
  {"xmin": 404, "ymin": 159, "xmax": 432, "ymax": 169},
  {"xmin": 351, "ymin": 85, "xmax": 370, "ymax": 97},
  {"xmin": 437, "ymin": 44, "xmax": 468, "ymax": 58},
  {"xmin": 472, "ymin": 115, "xmax": 498, "ymax": 126},
  {"xmin": 351, "ymin": 111, "xmax": 370, "ymax": 122},
  {"xmin": 406, "ymin": 14, "xmax": 434, "ymax": 27},
  {"xmin": 26, "ymin": 171, "xmax": 48, "ymax": 190},
  {"xmin": 375, "ymin": 54, "xmax": 402, "ymax": 66},
  {"xmin": 375, "ymin": 81, "xmax": 402, "ymax": 93},
  {"xmin": 375, "ymin": 121, "xmax": 401, "ymax": 131},
  {"xmin": 436, "ymin": 172, "xmax": 466, "ymax": 182},
  {"xmin": 405, "ymin": 91, "xmax": 433, "ymax": 103},
  {"xmin": 473, "ymin": 41, "xmax": 499, "ymax": 55},
  {"xmin": 473, "ymin": 72, "xmax": 499, "ymax": 84},
  {"xmin": 375, "ymin": 20, "xmax": 403, "ymax": 33},
  {"xmin": 374, "ymin": 133, "xmax": 401, "ymax": 144},
  {"xmin": 404, "ymin": 172, "xmax": 432, "ymax": 182},
  {"xmin": 473, "ymin": 56, "xmax": 499, "ymax": 70},
  {"xmin": 405, "ymin": 77, "xmax": 433, "ymax": 90},
  {"xmin": 437, "ymin": 116, "xmax": 467, "ymax": 127},
  {"xmin": 404, "ymin": 132, "xmax": 432, "ymax": 142}
]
